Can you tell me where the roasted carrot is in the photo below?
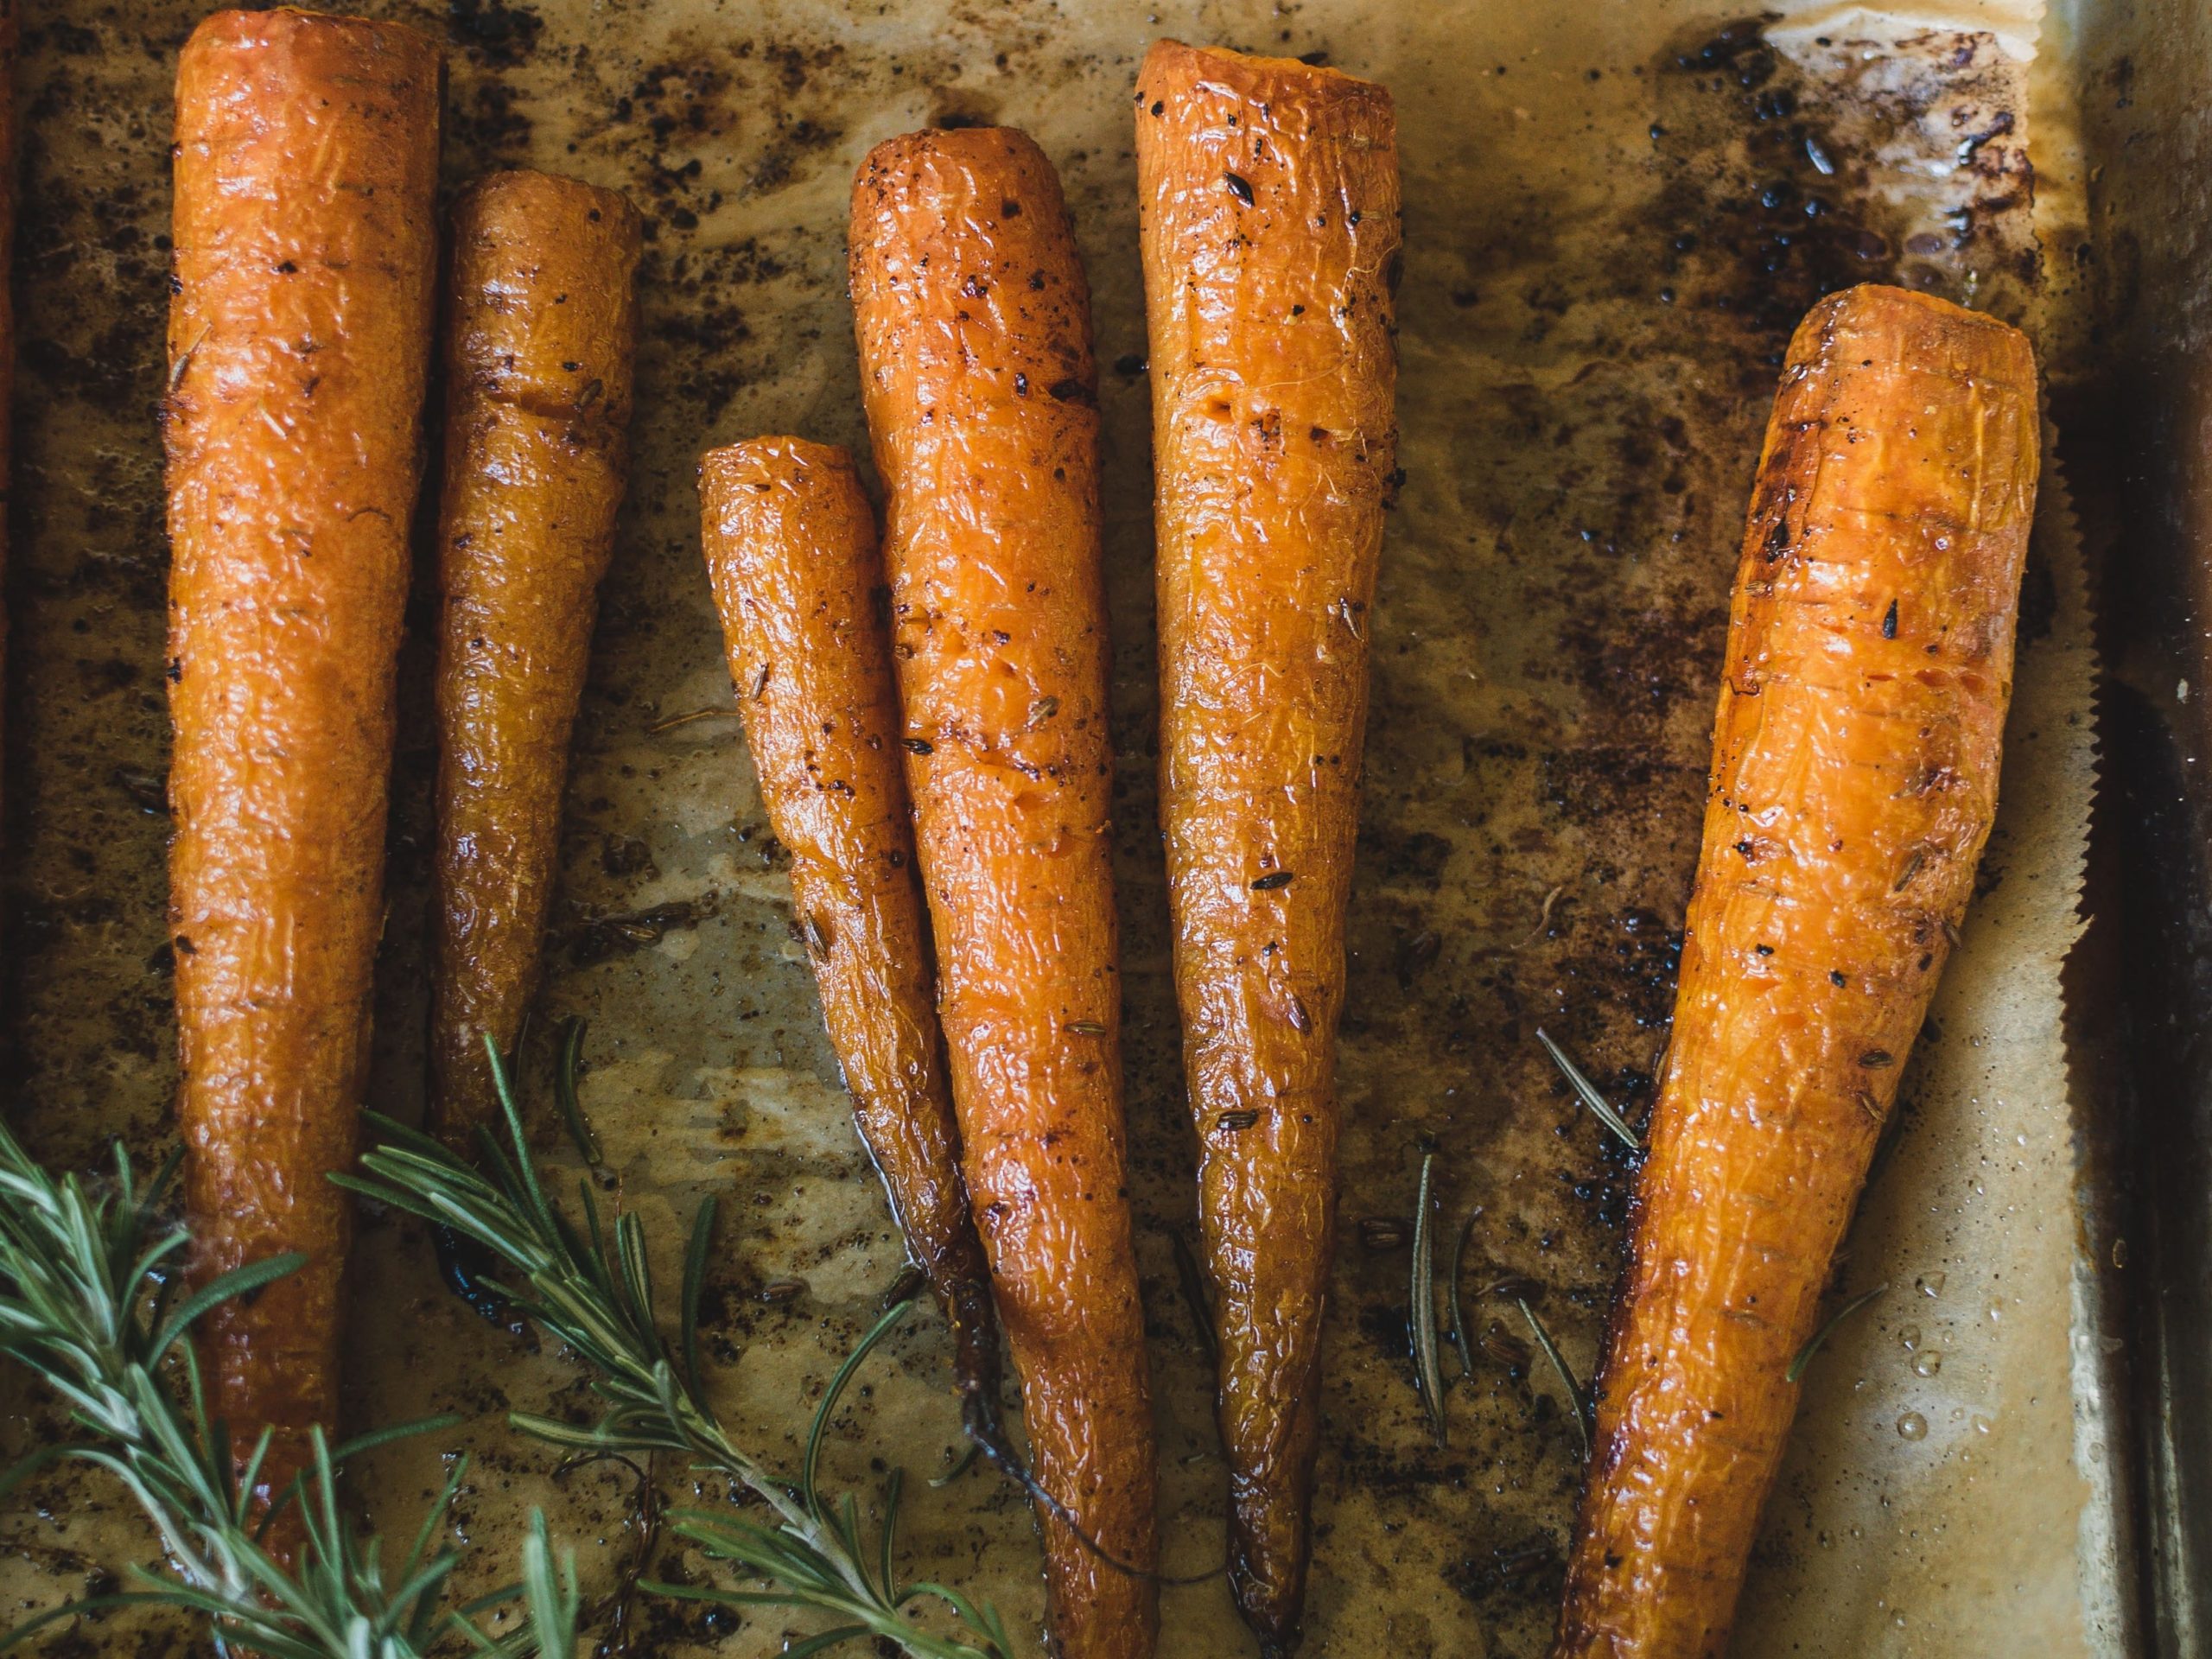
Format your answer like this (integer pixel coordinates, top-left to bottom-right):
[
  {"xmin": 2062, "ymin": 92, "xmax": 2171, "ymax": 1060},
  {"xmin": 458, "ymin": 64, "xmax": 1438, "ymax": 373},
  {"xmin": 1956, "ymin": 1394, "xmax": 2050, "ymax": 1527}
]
[
  {"xmin": 1135, "ymin": 41, "xmax": 1401, "ymax": 1653},
  {"xmin": 850, "ymin": 128, "xmax": 1158, "ymax": 1659},
  {"xmin": 429, "ymin": 170, "xmax": 642, "ymax": 1154},
  {"xmin": 165, "ymin": 8, "xmax": 440, "ymax": 1510},
  {"xmin": 1553, "ymin": 284, "xmax": 2040, "ymax": 1658},
  {"xmin": 697, "ymin": 435, "xmax": 1000, "ymax": 1434}
]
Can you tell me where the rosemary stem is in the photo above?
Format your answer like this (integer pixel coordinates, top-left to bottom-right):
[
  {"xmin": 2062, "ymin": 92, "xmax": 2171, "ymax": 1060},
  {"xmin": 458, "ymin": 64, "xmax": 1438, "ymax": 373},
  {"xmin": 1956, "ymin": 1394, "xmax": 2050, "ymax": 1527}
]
[{"xmin": 338, "ymin": 1034, "xmax": 1012, "ymax": 1657}]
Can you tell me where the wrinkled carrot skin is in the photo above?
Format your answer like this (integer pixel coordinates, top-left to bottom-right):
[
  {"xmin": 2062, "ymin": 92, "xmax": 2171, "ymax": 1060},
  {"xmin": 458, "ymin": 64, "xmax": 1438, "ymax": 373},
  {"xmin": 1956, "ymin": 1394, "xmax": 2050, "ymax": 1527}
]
[
  {"xmin": 697, "ymin": 436, "xmax": 1001, "ymax": 1432},
  {"xmin": 1554, "ymin": 285, "xmax": 2039, "ymax": 1659},
  {"xmin": 1135, "ymin": 41, "xmax": 1400, "ymax": 1654},
  {"xmin": 429, "ymin": 170, "xmax": 641, "ymax": 1153},
  {"xmin": 851, "ymin": 128, "xmax": 1158, "ymax": 1659},
  {"xmin": 165, "ymin": 8, "xmax": 439, "ymax": 1510}
]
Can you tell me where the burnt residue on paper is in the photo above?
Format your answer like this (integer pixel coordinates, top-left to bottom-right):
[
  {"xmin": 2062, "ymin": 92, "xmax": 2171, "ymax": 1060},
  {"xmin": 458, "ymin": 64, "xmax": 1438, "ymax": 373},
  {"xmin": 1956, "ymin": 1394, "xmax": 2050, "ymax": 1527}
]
[
  {"xmin": 1322, "ymin": 15, "xmax": 2045, "ymax": 1651},
  {"xmin": 0, "ymin": 4, "xmax": 2055, "ymax": 1657}
]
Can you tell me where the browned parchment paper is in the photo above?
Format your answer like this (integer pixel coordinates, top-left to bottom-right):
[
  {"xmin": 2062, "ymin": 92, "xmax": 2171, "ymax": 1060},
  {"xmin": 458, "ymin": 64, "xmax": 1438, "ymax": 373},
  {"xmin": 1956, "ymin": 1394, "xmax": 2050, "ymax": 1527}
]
[{"xmin": 0, "ymin": 0, "xmax": 2104, "ymax": 1654}]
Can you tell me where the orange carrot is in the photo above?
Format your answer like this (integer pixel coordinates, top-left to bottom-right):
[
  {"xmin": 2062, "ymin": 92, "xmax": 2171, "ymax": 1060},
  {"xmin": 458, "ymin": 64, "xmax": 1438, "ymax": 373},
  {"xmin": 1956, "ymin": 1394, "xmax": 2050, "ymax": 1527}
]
[
  {"xmin": 164, "ymin": 7, "xmax": 440, "ymax": 1511},
  {"xmin": 429, "ymin": 169, "xmax": 642, "ymax": 1154},
  {"xmin": 1135, "ymin": 39, "xmax": 1401, "ymax": 1653},
  {"xmin": 1554, "ymin": 284, "xmax": 2040, "ymax": 1658},
  {"xmin": 697, "ymin": 435, "xmax": 1000, "ymax": 1429},
  {"xmin": 850, "ymin": 126, "xmax": 1159, "ymax": 1659}
]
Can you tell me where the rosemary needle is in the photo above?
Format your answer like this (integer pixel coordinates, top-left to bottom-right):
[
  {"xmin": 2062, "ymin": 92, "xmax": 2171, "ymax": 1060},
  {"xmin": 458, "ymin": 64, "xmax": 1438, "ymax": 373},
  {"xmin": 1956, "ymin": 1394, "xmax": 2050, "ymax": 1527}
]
[
  {"xmin": 1515, "ymin": 1297, "xmax": 1592, "ymax": 1461},
  {"xmin": 1408, "ymin": 1152, "xmax": 1448, "ymax": 1445},
  {"xmin": 1169, "ymin": 1227, "xmax": 1218, "ymax": 1366},
  {"xmin": 929, "ymin": 1440, "xmax": 982, "ymax": 1489},
  {"xmin": 551, "ymin": 1014, "xmax": 603, "ymax": 1166},
  {"xmin": 1535, "ymin": 1027, "xmax": 1644, "ymax": 1151},
  {"xmin": 647, "ymin": 705, "xmax": 739, "ymax": 734},
  {"xmin": 1787, "ymin": 1281, "xmax": 1890, "ymax": 1383},
  {"xmin": 1446, "ymin": 1211, "xmax": 1479, "ymax": 1382}
]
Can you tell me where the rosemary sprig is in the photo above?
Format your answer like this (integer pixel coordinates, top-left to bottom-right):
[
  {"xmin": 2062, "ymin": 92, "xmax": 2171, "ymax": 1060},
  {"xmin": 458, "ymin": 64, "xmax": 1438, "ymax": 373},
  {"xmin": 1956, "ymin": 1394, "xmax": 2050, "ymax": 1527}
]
[
  {"xmin": 1535, "ymin": 1027, "xmax": 1643, "ymax": 1151},
  {"xmin": 650, "ymin": 1300, "xmax": 1016, "ymax": 1659},
  {"xmin": 0, "ymin": 1115, "xmax": 576, "ymax": 1657},
  {"xmin": 337, "ymin": 1038, "xmax": 1013, "ymax": 1659}
]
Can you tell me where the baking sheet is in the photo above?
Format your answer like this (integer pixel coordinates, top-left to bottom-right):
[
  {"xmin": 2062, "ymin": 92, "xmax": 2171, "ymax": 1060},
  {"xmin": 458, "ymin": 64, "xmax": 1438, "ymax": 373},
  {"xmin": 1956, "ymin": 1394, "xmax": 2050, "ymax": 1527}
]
[
  {"xmin": 0, "ymin": 0, "xmax": 2111, "ymax": 1654},
  {"xmin": 2052, "ymin": 0, "xmax": 2212, "ymax": 1654}
]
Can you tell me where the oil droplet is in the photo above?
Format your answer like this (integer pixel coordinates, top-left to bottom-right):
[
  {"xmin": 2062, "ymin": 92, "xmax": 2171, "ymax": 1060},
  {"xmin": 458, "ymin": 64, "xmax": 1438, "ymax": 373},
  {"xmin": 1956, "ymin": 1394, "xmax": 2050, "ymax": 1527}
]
[
  {"xmin": 1916, "ymin": 1271, "xmax": 1946, "ymax": 1297},
  {"xmin": 1910, "ymin": 1351, "xmax": 1943, "ymax": 1377},
  {"xmin": 1898, "ymin": 1324, "xmax": 1922, "ymax": 1351},
  {"xmin": 1973, "ymin": 1414, "xmax": 1993, "ymax": 1435},
  {"xmin": 1897, "ymin": 1411, "xmax": 1929, "ymax": 1440}
]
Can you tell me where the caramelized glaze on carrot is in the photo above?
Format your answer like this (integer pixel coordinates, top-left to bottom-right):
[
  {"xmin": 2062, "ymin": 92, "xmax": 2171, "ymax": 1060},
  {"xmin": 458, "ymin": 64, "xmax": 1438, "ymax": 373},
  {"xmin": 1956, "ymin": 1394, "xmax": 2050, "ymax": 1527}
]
[
  {"xmin": 1554, "ymin": 284, "xmax": 2040, "ymax": 1658},
  {"xmin": 1135, "ymin": 40, "xmax": 1401, "ymax": 1653},
  {"xmin": 165, "ymin": 6, "xmax": 440, "ymax": 1512},
  {"xmin": 697, "ymin": 435, "xmax": 1000, "ymax": 1433},
  {"xmin": 429, "ymin": 169, "xmax": 641, "ymax": 1153},
  {"xmin": 851, "ymin": 126, "xmax": 1159, "ymax": 1659}
]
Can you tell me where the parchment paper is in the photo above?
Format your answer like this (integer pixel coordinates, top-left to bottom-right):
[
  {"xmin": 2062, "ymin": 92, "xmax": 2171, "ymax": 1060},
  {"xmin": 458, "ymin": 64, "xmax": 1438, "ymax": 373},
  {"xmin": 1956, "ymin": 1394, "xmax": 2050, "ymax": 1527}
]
[{"xmin": 0, "ymin": 0, "xmax": 2107, "ymax": 1654}]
